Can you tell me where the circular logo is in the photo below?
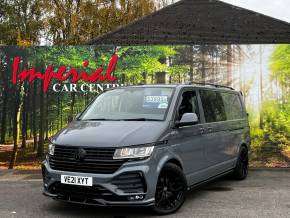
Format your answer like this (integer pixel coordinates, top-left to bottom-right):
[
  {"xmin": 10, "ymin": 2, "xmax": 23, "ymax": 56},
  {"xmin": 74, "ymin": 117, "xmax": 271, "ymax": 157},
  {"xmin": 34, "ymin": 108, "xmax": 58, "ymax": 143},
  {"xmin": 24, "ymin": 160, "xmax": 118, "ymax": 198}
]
[{"xmin": 74, "ymin": 148, "xmax": 86, "ymax": 161}]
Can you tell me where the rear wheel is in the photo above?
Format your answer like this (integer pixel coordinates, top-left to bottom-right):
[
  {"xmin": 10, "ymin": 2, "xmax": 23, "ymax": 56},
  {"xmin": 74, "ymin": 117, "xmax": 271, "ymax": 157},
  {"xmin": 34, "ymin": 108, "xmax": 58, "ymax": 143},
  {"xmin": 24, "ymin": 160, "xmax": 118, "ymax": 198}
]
[
  {"xmin": 232, "ymin": 146, "xmax": 249, "ymax": 180},
  {"xmin": 152, "ymin": 163, "xmax": 187, "ymax": 215}
]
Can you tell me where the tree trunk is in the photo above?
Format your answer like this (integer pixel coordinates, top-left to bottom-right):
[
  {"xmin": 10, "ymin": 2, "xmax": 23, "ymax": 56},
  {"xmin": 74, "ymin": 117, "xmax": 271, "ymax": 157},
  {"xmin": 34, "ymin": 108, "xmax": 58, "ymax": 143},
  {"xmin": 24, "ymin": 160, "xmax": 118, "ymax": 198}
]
[
  {"xmin": 60, "ymin": 97, "xmax": 63, "ymax": 128},
  {"xmin": 9, "ymin": 84, "xmax": 22, "ymax": 169},
  {"xmin": 37, "ymin": 80, "xmax": 44, "ymax": 157},
  {"xmin": 142, "ymin": 72, "xmax": 147, "ymax": 84},
  {"xmin": 121, "ymin": 74, "xmax": 125, "ymax": 84},
  {"xmin": 201, "ymin": 45, "xmax": 206, "ymax": 83},
  {"xmin": 69, "ymin": 92, "xmax": 75, "ymax": 122},
  {"xmin": 259, "ymin": 45, "xmax": 264, "ymax": 129},
  {"xmin": 33, "ymin": 80, "xmax": 38, "ymax": 151},
  {"xmin": 155, "ymin": 72, "xmax": 166, "ymax": 84},
  {"xmin": 238, "ymin": 46, "xmax": 243, "ymax": 91},
  {"xmin": 189, "ymin": 45, "xmax": 194, "ymax": 82},
  {"xmin": 57, "ymin": 95, "xmax": 60, "ymax": 130},
  {"xmin": 21, "ymin": 82, "xmax": 28, "ymax": 148},
  {"xmin": 29, "ymin": 107, "xmax": 33, "ymax": 139},
  {"xmin": 0, "ymin": 91, "xmax": 8, "ymax": 144},
  {"xmin": 45, "ymin": 92, "xmax": 49, "ymax": 140},
  {"xmin": 25, "ymin": 83, "xmax": 31, "ymax": 140},
  {"xmin": 214, "ymin": 53, "xmax": 218, "ymax": 83},
  {"xmin": 155, "ymin": 57, "xmax": 167, "ymax": 84},
  {"xmin": 210, "ymin": 50, "xmax": 215, "ymax": 83},
  {"xmin": 226, "ymin": 45, "xmax": 233, "ymax": 86},
  {"xmin": 8, "ymin": 114, "xmax": 12, "ymax": 138},
  {"xmin": 0, "ymin": 56, "xmax": 8, "ymax": 144}
]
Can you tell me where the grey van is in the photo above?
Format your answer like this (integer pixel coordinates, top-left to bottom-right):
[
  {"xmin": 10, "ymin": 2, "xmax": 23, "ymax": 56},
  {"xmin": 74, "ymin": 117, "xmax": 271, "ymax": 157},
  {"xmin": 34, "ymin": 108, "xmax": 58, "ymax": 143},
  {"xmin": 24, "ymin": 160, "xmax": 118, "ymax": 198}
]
[{"xmin": 42, "ymin": 84, "xmax": 250, "ymax": 214}]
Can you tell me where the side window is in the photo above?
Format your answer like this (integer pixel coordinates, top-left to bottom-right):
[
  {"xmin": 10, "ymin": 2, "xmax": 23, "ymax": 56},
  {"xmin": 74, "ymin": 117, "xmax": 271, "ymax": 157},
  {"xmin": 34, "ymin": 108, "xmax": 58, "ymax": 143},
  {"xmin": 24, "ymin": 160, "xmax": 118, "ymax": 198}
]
[
  {"xmin": 200, "ymin": 90, "xmax": 226, "ymax": 123},
  {"xmin": 177, "ymin": 91, "xmax": 199, "ymax": 121},
  {"xmin": 221, "ymin": 92, "xmax": 244, "ymax": 120}
]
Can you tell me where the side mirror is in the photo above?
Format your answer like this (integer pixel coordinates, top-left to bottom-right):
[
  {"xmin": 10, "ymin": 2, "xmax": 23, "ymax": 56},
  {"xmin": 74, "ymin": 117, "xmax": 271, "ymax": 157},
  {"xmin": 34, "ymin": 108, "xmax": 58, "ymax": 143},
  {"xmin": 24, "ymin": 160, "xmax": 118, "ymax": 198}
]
[
  {"xmin": 175, "ymin": 113, "xmax": 198, "ymax": 128},
  {"xmin": 75, "ymin": 113, "xmax": 81, "ymax": 120}
]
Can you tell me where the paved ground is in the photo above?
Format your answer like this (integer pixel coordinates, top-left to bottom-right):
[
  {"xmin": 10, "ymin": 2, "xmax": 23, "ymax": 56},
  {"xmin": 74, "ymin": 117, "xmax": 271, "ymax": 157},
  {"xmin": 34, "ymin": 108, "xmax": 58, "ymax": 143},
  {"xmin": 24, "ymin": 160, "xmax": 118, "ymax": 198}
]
[{"xmin": 0, "ymin": 169, "xmax": 290, "ymax": 218}]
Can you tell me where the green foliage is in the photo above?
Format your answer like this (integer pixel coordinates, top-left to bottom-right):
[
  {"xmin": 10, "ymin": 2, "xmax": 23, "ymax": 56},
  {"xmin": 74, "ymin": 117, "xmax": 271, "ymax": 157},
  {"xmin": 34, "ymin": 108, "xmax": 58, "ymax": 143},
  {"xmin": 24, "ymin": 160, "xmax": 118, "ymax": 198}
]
[
  {"xmin": 265, "ymin": 44, "xmax": 290, "ymax": 150},
  {"xmin": 0, "ymin": 0, "xmax": 44, "ymax": 45},
  {"xmin": 115, "ymin": 46, "xmax": 177, "ymax": 83},
  {"xmin": 0, "ymin": 0, "xmax": 157, "ymax": 45},
  {"xmin": 249, "ymin": 44, "xmax": 290, "ymax": 166},
  {"xmin": 1, "ymin": 44, "xmax": 289, "ymax": 168},
  {"xmin": 270, "ymin": 45, "xmax": 290, "ymax": 88},
  {"xmin": 250, "ymin": 99, "xmax": 290, "ymax": 163},
  {"xmin": 262, "ymin": 100, "xmax": 290, "ymax": 148}
]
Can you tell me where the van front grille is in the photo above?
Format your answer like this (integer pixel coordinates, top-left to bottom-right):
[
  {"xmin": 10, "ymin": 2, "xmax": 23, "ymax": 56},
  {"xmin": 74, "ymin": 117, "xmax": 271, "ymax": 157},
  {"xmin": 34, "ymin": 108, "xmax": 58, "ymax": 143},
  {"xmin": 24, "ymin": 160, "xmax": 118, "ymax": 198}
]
[{"xmin": 49, "ymin": 145, "xmax": 126, "ymax": 174}]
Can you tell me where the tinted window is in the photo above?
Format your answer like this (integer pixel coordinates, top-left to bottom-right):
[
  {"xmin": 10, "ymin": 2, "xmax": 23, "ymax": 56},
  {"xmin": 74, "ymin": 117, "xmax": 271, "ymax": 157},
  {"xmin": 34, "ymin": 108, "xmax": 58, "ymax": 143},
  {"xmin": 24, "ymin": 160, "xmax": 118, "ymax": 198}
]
[
  {"xmin": 177, "ymin": 91, "xmax": 199, "ymax": 121},
  {"xmin": 200, "ymin": 90, "xmax": 226, "ymax": 123},
  {"xmin": 221, "ymin": 92, "xmax": 243, "ymax": 120}
]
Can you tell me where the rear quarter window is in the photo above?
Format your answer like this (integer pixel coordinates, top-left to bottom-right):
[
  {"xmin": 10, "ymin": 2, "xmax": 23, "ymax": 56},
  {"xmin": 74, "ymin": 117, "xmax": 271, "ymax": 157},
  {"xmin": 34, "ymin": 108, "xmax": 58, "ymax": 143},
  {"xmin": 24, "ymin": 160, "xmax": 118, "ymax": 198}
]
[{"xmin": 221, "ymin": 92, "xmax": 244, "ymax": 120}]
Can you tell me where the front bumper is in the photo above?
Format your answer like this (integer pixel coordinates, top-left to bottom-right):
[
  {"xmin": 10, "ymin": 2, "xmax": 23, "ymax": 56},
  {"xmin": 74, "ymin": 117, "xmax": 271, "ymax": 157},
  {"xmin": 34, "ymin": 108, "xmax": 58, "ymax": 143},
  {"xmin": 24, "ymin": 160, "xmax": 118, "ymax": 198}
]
[
  {"xmin": 42, "ymin": 189, "xmax": 154, "ymax": 206},
  {"xmin": 41, "ymin": 157, "xmax": 158, "ymax": 207}
]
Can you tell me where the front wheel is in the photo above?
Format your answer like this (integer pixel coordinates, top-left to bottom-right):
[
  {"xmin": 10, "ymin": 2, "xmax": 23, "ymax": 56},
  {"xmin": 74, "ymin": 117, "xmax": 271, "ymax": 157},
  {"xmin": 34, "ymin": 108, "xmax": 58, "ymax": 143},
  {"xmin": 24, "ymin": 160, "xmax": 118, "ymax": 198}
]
[
  {"xmin": 152, "ymin": 163, "xmax": 187, "ymax": 215},
  {"xmin": 232, "ymin": 146, "xmax": 249, "ymax": 180}
]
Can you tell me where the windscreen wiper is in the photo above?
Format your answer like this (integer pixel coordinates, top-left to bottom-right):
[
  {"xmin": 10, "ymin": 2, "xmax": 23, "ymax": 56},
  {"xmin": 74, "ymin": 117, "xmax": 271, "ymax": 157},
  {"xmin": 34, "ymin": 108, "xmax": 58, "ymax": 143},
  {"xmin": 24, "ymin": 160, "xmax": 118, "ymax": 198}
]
[
  {"xmin": 122, "ymin": 118, "xmax": 162, "ymax": 121},
  {"xmin": 81, "ymin": 118, "xmax": 120, "ymax": 121}
]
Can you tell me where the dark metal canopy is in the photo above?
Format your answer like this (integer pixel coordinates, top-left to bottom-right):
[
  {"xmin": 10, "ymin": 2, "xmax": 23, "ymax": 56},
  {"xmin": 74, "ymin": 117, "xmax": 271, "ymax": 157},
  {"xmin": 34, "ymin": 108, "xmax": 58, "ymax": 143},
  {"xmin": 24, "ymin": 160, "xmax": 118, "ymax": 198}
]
[{"xmin": 88, "ymin": 0, "xmax": 290, "ymax": 45}]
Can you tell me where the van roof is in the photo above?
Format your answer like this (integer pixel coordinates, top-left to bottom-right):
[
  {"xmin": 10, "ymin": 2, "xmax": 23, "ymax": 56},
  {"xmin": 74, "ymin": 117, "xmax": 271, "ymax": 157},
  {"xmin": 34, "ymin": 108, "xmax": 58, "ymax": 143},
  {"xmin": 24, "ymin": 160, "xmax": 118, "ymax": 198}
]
[{"xmin": 126, "ymin": 83, "xmax": 236, "ymax": 91}]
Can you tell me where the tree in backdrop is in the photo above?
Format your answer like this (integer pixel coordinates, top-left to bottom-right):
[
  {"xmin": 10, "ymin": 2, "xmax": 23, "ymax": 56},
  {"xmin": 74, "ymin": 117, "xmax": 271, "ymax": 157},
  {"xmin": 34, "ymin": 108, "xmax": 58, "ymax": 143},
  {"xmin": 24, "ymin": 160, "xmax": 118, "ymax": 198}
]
[
  {"xmin": 1, "ymin": 44, "xmax": 288, "ymax": 168},
  {"xmin": 0, "ymin": 47, "xmax": 28, "ymax": 168},
  {"xmin": 270, "ymin": 45, "xmax": 290, "ymax": 100},
  {"xmin": 38, "ymin": 0, "xmax": 156, "ymax": 44},
  {"xmin": 267, "ymin": 44, "xmax": 290, "ymax": 146},
  {"xmin": 115, "ymin": 46, "xmax": 176, "ymax": 84},
  {"xmin": 0, "ymin": 0, "xmax": 44, "ymax": 45},
  {"xmin": 0, "ymin": 0, "xmax": 158, "ymax": 168},
  {"xmin": 0, "ymin": 46, "xmax": 116, "ymax": 168},
  {"xmin": 0, "ymin": 0, "xmax": 157, "ymax": 45},
  {"xmin": 249, "ymin": 44, "xmax": 290, "ymax": 165}
]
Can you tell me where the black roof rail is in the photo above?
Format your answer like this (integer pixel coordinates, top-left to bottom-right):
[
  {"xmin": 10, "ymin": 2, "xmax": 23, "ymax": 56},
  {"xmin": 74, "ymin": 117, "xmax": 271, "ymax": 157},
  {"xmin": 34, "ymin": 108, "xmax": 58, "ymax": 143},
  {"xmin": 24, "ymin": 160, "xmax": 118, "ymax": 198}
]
[{"xmin": 187, "ymin": 82, "xmax": 235, "ymax": 90}]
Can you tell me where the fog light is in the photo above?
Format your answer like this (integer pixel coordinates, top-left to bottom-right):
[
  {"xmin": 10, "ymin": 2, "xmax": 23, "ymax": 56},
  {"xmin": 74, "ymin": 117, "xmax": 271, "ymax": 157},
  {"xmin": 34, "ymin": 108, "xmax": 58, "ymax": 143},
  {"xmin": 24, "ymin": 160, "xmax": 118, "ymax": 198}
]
[{"xmin": 127, "ymin": 194, "xmax": 144, "ymax": 201}]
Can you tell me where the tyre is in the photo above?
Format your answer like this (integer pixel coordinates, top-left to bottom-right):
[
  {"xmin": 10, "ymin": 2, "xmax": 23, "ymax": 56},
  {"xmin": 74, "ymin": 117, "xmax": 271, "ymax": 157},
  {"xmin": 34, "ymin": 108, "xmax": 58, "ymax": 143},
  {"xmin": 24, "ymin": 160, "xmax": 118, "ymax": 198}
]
[
  {"xmin": 152, "ymin": 163, "xmax": 187, "ymax": 215},
  {"xmin": 232, "ymin": 146, "xmax": 249, "ymax": 180}
]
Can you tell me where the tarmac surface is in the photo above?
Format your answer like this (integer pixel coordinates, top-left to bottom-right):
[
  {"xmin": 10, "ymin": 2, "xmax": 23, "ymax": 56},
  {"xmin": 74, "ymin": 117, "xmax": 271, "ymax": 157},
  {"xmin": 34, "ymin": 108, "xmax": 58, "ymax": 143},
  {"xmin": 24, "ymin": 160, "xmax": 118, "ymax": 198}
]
[{"xmin": 0, "ymin": 169, "xmax": 290, "ymax": 218}]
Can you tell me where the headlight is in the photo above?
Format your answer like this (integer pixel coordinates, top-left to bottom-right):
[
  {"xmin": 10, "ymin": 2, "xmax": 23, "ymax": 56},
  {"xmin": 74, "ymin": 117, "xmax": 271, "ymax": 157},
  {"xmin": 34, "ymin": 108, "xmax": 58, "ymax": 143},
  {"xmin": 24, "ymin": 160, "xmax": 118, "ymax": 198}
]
[
  {"xmin": 48, "ymin": 144, "xmax": 55, "ymax": 155},
  {"xmin": 113, "ymin": 144, "xmax": 154, "ymax": 159}
]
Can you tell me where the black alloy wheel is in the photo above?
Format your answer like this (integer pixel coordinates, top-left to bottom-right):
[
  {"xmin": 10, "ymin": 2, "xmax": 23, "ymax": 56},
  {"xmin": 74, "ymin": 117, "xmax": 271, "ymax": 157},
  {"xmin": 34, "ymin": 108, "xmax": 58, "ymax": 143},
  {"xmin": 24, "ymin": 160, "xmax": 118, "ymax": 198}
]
[
  {"xmin": 232, "ymin": 146, "xmax": 249, "ymax": 180},
  {"xmin": 152, "ymin": 163, "xmax": 187, "ymax": 215}
]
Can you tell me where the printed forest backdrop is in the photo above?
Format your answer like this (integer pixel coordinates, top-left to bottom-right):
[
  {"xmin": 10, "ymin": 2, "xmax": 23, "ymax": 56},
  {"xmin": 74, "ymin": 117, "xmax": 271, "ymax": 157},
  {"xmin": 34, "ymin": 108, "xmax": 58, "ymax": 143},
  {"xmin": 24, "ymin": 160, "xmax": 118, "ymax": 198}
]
[
  {"xmin": 0, "ymin": 44, "xmax": 289, "ymax": 169},
  {"xmin": 0, "ymin": 0, "xmax": 289, "ymax": 169}
]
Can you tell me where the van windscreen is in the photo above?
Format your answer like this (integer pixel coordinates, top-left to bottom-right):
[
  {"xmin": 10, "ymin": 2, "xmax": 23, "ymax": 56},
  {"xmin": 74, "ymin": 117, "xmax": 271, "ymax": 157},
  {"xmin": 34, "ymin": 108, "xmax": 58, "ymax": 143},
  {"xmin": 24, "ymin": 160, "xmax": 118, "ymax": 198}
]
[{"xmin": 80, "ymin": 87, "xmax": 174, "ymax": 121}]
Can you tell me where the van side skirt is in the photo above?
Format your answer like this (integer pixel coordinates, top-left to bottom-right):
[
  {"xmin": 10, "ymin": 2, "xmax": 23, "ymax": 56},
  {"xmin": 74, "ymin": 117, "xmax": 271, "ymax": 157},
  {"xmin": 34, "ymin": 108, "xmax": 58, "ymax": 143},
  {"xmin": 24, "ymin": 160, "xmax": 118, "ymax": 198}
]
[{"xmin": 187, "ymin": 169, "xmax": 234, "ymax": 191}]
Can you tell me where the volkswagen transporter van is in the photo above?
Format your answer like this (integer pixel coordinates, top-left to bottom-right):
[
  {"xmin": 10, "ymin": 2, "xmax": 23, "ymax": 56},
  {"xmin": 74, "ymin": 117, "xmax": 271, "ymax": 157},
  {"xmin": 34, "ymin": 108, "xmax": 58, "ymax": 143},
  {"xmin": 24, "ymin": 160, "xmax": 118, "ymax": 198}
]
[{"xmin": 42, "ymin": 83, "xmax": 250, "ymax": 214}]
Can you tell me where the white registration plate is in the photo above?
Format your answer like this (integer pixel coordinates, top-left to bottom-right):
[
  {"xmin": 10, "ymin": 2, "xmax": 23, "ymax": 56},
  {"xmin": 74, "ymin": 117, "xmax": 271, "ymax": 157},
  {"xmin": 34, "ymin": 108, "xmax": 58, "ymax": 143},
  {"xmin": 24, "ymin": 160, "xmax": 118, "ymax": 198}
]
[{"xmin": 61, "ymin": 175, "xmax": 92, "ymax": 186}]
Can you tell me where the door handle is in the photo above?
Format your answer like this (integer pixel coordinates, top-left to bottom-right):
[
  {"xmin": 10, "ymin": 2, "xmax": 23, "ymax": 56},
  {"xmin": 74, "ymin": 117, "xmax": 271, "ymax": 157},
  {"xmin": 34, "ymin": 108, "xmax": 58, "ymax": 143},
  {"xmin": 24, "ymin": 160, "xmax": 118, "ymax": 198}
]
[{"xmin": 199, "ymin": 127, "xmax": 205, "ymax": 134}]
